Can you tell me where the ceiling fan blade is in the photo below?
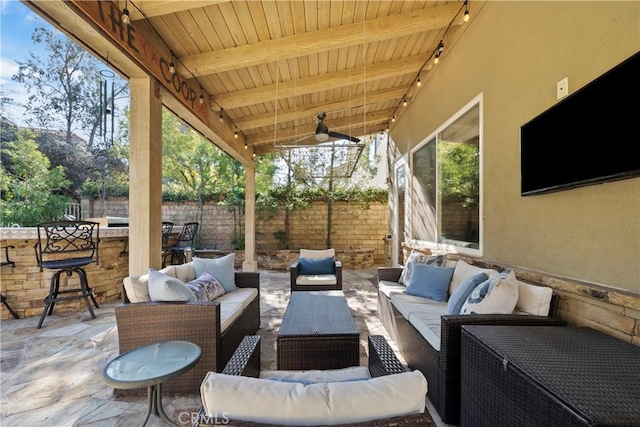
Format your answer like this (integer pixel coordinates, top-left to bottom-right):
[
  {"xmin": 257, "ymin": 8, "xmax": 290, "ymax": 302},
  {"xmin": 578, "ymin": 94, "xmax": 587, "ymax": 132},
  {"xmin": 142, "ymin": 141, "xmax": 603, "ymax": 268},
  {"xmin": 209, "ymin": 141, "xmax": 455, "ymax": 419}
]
[{"xmin": 328, "ymin": 130, "xmax": 361, "ymax": 143}]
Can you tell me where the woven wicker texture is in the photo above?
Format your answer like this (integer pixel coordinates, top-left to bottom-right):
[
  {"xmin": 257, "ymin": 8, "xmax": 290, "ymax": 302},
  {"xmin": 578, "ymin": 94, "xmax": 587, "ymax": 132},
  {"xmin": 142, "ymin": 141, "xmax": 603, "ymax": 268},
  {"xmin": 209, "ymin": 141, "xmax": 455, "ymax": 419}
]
[
  {"xmin": 376, "ymin": 268, "xmax": 566, "ymax": 424},
  {"xmin": 193, "ymin": 335, "xmax": 435, "ymax": 427},
  {"xmin": 115, "ymin": 271, "xmax": 260, "ymax": 395},
  {"xmin": 278, "ymin": 291, "xmax": 359, "ymax": 370},
  {"xmin": 461, "ymin": 325, "xmax": 640, "ymax": 426}
]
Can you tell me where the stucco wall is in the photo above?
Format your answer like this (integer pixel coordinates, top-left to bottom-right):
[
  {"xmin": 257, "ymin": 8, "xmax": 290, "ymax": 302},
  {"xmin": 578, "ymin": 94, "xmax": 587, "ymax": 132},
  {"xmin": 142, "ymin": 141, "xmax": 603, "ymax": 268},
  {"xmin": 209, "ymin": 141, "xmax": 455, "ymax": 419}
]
[{"xmin": 391, "ymin": 1, "xmax": 640, "ymax": 293}]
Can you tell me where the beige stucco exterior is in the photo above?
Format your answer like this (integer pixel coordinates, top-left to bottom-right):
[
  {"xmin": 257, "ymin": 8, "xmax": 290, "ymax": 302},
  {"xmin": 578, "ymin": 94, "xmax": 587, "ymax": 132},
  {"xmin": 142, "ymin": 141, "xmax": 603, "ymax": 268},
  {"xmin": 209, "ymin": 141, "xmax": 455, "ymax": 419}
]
[{"xmin": 390, "ymin": 2, "xmax": 640, "ymax": 292}]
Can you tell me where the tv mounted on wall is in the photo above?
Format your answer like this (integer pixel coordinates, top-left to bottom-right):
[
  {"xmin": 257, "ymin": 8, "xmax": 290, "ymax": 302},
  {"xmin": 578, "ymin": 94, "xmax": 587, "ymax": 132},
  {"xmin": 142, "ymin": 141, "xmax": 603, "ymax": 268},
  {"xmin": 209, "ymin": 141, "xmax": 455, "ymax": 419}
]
[{"xmin": 520, "ymin": 51, "xmax": 640, "ymax": 196}]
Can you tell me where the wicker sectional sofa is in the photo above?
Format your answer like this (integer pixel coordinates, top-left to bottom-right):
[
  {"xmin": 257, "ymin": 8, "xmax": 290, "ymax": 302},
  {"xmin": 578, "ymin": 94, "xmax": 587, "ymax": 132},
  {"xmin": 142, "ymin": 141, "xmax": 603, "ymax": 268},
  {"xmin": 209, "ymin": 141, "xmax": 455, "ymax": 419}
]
[
  {"xmin": 377, "ymin": 258, "xmax": 565, "ymax": 424},
  {"xmin": 115, "ymin": 260, "xmax": 260, "ymax": 395}
]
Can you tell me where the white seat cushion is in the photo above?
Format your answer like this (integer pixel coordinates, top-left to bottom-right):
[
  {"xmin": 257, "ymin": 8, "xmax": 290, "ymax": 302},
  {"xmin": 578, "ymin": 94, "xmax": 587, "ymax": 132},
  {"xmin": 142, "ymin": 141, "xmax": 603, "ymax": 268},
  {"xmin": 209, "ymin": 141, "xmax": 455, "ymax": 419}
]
[
  {"xmin": 215, "ymin": 288, "xmax": 258, "ymax": 331},
  {"xmin": 296, "ymin": 274, "xmax": 337, "ymax": 286},
  {"xmin": 377, "ymin": 280, "xmax": 406, "ymax": 298},
  {"xmin": 201, "ymin": 370, "xmax": 427, "ymax": 426},
  {"xmin": 260, "ymin": 366, "xmax": 371, "ymax": 382}
]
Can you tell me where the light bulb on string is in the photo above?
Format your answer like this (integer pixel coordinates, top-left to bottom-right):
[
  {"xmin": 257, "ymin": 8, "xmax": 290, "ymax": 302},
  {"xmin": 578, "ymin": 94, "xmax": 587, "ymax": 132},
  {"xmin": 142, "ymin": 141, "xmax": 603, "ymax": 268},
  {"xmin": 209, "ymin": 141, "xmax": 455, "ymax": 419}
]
[
  {"xmin": 122, "ymin": 0, "xmax": 130, "ymax": 24},
  {"xmin": 219, "ymin": 109, "xmax": 224, "ymax": 122},
  {"xmin": 416, "ymin": 78, "xmax": 421, "ymax": 87},
  {"xmin": 235, "ymin": 130, "xmax": 239, "ymax": 139},
  {"xmin": 464, "ymin": 1, "xmax": 470, "ymax": 22},
  {"xmin": 199, "ymin": 87, "xmax": 204, "ymax": 104},
  {"xmin": 403, "ymin": 99, "xmax": 408, "ymax": 107},
  {"xmin": 169, "ymin": 58, "xmax": 176, "ymax": 74},
  {"xmin": 391, "ymin": 115, "xmax": 396, "ymax": 123}
]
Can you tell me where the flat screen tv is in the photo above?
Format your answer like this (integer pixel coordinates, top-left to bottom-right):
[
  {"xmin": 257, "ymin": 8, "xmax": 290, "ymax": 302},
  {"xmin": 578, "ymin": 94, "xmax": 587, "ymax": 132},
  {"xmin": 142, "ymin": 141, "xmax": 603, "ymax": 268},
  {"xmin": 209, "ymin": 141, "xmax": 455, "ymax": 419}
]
[{"xmin": 520, "ymin": 51, "xmax": 640, "ymax": 196}]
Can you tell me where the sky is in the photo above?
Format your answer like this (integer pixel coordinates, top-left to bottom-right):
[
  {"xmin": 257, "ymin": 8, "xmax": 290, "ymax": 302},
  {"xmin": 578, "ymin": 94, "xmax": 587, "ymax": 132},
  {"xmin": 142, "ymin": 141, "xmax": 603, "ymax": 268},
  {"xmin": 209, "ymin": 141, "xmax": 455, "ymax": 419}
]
[{"xmin": 0, "ymin": 0, "xmax": 51, "ymax": 126}]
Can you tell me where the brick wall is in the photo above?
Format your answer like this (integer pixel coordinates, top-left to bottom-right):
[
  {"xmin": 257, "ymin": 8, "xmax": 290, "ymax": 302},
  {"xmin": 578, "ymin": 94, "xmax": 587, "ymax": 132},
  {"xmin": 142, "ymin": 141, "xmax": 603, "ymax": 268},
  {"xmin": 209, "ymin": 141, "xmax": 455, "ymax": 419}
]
[{"xmin": 82, "ymin": 198, "xmax": 390, "ymax": 265}]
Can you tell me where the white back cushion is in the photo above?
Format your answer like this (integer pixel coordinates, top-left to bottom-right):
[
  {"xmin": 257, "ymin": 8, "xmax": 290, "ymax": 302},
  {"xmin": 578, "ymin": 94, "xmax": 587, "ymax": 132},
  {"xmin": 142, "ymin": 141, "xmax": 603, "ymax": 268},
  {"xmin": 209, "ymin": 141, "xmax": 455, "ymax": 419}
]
[
  {"xmin": 516, "ymin": 280, "xmax": 553, "ymax": 316},
  {"xmin": 449, "ymin": 259, "xmax": 500, "ymax": 296},
  {"xmin": 300, "ymin": 248, "xmax": 335, "ymax": 259},
  {"xmin": 201, "ymin": 370, "xmax": 427, "ymax": 426}
]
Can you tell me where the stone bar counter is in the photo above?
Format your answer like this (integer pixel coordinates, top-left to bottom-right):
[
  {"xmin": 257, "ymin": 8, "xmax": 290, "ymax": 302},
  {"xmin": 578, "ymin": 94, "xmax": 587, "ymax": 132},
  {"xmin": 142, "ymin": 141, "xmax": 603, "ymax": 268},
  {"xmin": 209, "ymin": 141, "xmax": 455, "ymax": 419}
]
[{"xmin": 0, "ymin": 227, "xmax": 129, "ymax": 320}]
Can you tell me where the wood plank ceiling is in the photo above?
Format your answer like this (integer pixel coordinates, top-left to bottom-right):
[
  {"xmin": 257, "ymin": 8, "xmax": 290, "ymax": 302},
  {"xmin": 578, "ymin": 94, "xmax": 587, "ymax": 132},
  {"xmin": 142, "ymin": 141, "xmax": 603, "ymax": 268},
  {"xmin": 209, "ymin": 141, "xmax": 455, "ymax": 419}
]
[{"xmin": 124, "ymin": 0, "xmax": 474, "ymax": 155}]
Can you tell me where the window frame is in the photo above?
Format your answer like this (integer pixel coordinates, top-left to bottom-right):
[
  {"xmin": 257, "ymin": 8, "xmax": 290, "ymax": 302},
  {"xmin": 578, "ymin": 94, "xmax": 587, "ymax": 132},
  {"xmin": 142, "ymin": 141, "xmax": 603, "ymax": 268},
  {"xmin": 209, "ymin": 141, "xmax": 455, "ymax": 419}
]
[{"xmin": 408, "ymin": 94, "xmax": 483, "ymax": 258}]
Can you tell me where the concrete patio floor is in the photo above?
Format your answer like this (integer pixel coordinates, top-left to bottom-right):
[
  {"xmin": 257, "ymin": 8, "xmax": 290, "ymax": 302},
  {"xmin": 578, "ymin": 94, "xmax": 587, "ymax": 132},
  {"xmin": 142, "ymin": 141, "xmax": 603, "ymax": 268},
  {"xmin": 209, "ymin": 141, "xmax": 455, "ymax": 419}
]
[{"xmin": 1, "ymin": 269, "xmax": 445, "ymax": 427}]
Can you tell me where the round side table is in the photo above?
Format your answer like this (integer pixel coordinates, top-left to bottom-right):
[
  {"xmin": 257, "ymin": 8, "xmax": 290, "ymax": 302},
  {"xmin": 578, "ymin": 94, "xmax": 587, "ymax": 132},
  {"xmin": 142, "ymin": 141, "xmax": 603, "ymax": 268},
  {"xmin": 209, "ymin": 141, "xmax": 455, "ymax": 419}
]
[{"xmin": 104, "ymin": 340, "xmax": 201, "ymax": 427}]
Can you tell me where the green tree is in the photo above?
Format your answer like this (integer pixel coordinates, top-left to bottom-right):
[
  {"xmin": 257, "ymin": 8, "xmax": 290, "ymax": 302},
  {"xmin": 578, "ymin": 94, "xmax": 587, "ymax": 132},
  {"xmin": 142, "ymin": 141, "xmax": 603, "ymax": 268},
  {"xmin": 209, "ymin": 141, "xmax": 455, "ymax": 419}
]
[
  {"xmin": 161, "ymin": 109, "xmax": 278, "ymax": 248},
  {"xmin": 11, "ymin": 26, "xmax": 129, "ymax": 196},
  {"xmin": 0, "ymin": 129, "xmax": 71, "ymax": 226}
]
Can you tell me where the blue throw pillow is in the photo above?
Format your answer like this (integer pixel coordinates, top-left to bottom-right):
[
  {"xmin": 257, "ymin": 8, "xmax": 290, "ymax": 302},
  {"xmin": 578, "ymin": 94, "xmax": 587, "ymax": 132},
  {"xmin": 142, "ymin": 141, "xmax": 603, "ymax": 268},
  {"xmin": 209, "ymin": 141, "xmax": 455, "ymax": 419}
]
[
  {"xmin": 445, "ymin": 272, "xmax": 488, "ymax": 315},
  {"xmin": 298, "ymin": 256, "xmax": 335, "ymax": 275},
  {"xmin": 403, "ymin": 263, "xmax": 455, "ymax": 302}
]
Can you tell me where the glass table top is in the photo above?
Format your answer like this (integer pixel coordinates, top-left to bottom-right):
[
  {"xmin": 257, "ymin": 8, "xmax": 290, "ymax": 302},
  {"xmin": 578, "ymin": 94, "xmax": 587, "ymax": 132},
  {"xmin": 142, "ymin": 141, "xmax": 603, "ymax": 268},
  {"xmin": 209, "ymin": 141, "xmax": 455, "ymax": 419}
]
[{"xmin": 103, "ymin": 340, "xmax": 201, "ymax": 389}]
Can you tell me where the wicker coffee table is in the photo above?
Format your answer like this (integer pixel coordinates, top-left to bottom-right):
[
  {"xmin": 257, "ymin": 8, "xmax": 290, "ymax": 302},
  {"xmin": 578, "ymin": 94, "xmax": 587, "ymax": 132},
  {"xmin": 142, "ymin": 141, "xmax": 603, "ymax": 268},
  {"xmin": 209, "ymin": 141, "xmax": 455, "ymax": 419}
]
[{"xmin": 278, "ymin": 290, "xmax": 360, "ymax": 370}]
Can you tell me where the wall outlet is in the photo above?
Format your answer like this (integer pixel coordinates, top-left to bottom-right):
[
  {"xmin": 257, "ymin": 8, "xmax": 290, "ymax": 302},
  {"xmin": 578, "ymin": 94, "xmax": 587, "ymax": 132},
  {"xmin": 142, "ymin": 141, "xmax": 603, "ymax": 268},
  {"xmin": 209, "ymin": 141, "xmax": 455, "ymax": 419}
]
[{"xmin": 557, "ymin": 77, "xmax": 568, "ymax": 99}]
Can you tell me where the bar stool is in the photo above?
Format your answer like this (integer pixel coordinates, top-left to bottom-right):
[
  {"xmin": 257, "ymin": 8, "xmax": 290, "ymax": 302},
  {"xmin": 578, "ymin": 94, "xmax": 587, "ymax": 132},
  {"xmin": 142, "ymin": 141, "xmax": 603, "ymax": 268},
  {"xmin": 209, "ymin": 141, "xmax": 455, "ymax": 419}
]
[
  {"xmin": 1, "ymin": 245, "xmax": 19, "ymax": 319},
  {"xmin": 34, "ymin": 221, "xmax": 100, "ymax": 329},
  {"xmin": 164, "ymin": 222, "xmax": 199, "ymax": 266},
  {"xmin": 161, "ymin": 221, "xmax": 174, "ymax": 268}
]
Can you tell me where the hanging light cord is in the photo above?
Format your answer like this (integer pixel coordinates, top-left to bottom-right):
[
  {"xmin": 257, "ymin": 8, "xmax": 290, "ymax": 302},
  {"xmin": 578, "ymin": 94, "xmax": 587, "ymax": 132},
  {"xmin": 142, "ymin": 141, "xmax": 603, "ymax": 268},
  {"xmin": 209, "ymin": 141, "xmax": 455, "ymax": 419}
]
[
  {"xmin": 126, "ymin": 1, "xmax": 242, "ymax": 137},
  {"xmin": 388, "ymin": 0, "xmax": 470, "ymax": 129}
]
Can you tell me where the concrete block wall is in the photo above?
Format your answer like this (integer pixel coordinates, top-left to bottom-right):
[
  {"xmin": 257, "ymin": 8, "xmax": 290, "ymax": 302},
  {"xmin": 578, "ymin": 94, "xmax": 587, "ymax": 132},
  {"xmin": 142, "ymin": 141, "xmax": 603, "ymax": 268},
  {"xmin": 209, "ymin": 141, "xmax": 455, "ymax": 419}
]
[{"xmin": 81, "ymin": 198, "xmax": 389, "ymax": 265}]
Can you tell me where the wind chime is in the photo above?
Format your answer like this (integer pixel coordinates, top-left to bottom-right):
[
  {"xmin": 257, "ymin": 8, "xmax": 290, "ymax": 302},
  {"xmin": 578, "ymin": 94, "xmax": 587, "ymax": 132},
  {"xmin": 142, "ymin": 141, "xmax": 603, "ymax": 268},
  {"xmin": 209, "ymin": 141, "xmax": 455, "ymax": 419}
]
[{"xmin": 98, "ymin": 68, "xmax": 116, "ymax": 146}]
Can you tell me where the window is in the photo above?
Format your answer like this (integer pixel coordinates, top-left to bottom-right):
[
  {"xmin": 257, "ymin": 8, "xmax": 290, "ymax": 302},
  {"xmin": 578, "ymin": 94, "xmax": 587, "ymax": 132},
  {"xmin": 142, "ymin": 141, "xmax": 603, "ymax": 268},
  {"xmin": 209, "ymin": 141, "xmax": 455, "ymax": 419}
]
[{"xmin": 411, "ymin": 100, "xmax": 481, "ymax": 253}]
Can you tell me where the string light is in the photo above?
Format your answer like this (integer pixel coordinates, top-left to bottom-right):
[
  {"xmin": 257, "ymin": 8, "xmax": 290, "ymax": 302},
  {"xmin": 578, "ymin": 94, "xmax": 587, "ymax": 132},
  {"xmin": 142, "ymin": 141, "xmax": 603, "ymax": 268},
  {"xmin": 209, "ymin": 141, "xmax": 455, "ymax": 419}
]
[
  {"xmin": 244, "ymin": 141, "xmax": 248, "ymax": 149},
  {"xmin": 388, "ymin": 0, "xmax": 466, "ymax": 128},
  {"xmin": 169, "ymin": 54, "xmax": 176, "ymax": 74},
  {"xmin": 122, "ymin": 0, "xmax": 130, "ymax": 25},
  {"xmin": 434, "ymin": 40, "xmax": 444, "ymax": 64},
  {"xmin": 128, "ymin": 0, "xmax": 248, "ymax": 150}
]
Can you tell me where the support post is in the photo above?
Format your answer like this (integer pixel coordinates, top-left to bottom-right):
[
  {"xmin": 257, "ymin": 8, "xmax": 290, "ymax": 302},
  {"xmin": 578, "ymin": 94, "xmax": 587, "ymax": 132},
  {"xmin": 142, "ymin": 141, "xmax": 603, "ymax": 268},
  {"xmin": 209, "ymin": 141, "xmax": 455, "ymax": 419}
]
[
  {"xmin": 129, "ymin": 77, "xmax": 163, "ymax": 276},
  {"xmin": 242, "ymin": 164, "xmax": 257, "ymax": 272}
]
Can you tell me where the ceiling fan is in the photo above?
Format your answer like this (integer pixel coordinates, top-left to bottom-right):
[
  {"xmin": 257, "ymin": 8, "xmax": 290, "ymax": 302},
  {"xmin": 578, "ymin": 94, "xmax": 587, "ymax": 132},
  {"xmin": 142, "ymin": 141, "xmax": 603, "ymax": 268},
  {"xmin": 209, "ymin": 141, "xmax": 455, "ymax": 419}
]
[
  {"xmin": 313, "ymin": 112, "xmax": 360, "ymax": 143},
  {"xmin": 285, "ymin": 112, "xmax": 361, "ymax": 145}
]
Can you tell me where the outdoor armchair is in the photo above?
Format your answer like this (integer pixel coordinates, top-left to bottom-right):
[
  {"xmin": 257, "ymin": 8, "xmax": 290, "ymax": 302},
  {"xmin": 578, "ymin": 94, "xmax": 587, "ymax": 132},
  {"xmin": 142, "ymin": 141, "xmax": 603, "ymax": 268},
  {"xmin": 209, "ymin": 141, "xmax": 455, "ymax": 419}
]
[
  {"xmin": 193, "ymin": 335, "xmax": 434, "ymax": 426},
  {"xmin": 290, "ymin": 248, "xmax": 342, "ymax": 291}
]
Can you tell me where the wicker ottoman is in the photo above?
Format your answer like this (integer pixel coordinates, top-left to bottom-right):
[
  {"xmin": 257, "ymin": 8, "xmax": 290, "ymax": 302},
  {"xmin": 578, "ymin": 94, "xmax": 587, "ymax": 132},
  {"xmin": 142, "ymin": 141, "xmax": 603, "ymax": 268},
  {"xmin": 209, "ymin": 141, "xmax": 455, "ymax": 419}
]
[
  {"xmin": 460, "ymin": 325, "xmax": 640, "ymax": 427},
  {"xmin": 278, "ymin": 290, "xmax": 359, "ymax": 370}
]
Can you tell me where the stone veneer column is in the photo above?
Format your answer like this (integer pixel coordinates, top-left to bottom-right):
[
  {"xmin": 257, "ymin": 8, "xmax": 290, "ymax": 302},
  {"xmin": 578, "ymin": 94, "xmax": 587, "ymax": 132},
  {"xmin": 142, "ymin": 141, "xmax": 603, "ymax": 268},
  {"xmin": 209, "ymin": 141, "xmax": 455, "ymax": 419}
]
[
  {"xmin": 242, "ymin": 164, "xmax": 257, "ymax": 272},
  {"xmin": 128, "ymin": 77, "xmax": 163, "ymax": 275}
]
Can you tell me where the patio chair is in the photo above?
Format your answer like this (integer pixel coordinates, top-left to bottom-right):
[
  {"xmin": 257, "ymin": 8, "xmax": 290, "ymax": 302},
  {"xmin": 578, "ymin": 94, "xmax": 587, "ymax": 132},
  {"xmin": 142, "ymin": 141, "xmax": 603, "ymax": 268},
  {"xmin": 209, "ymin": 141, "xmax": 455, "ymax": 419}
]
[
  {"xmin": 1, "ymin": 245, "xmax": 19, "ymax": 319},
  {"xmin": 194, "ymin": 335, "xmax": 432, "ymax": 426},
  {"xmin": 34, "ymin": 220, "xmax": 100, "ymax": 329},
  {"xmin": 290, "ymin": 248, "xmax": 342, "ymax": 292},
  {"xmin": 163, "ymin": 221, "xmax": 198, "ymax": 266},
  {"xmin": 160, "ymin": 221, "xmax": 174, "ymax": 267}
]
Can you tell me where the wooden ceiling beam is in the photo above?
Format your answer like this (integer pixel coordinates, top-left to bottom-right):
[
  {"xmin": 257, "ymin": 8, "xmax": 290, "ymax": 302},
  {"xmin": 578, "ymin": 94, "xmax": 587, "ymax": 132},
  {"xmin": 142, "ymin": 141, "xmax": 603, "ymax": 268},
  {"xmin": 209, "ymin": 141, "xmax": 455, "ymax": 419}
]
[
  {"xmin": 213, "ymin": 55, "xmax": 426, "ymax": 111},
  {"xmin": 235, "ymin": 87, "xmax": 404, "ymax": 131},
  {"xmin": 128, "ymin": 0, "xmax": 229, "ymax": 21},
  {"xmin": 248, "ymin": 109, "xmax": 393, "ymax": 147},
  {"xmin": 180, "ymin": 2, "xmax": 464, "ymax": 76}
]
